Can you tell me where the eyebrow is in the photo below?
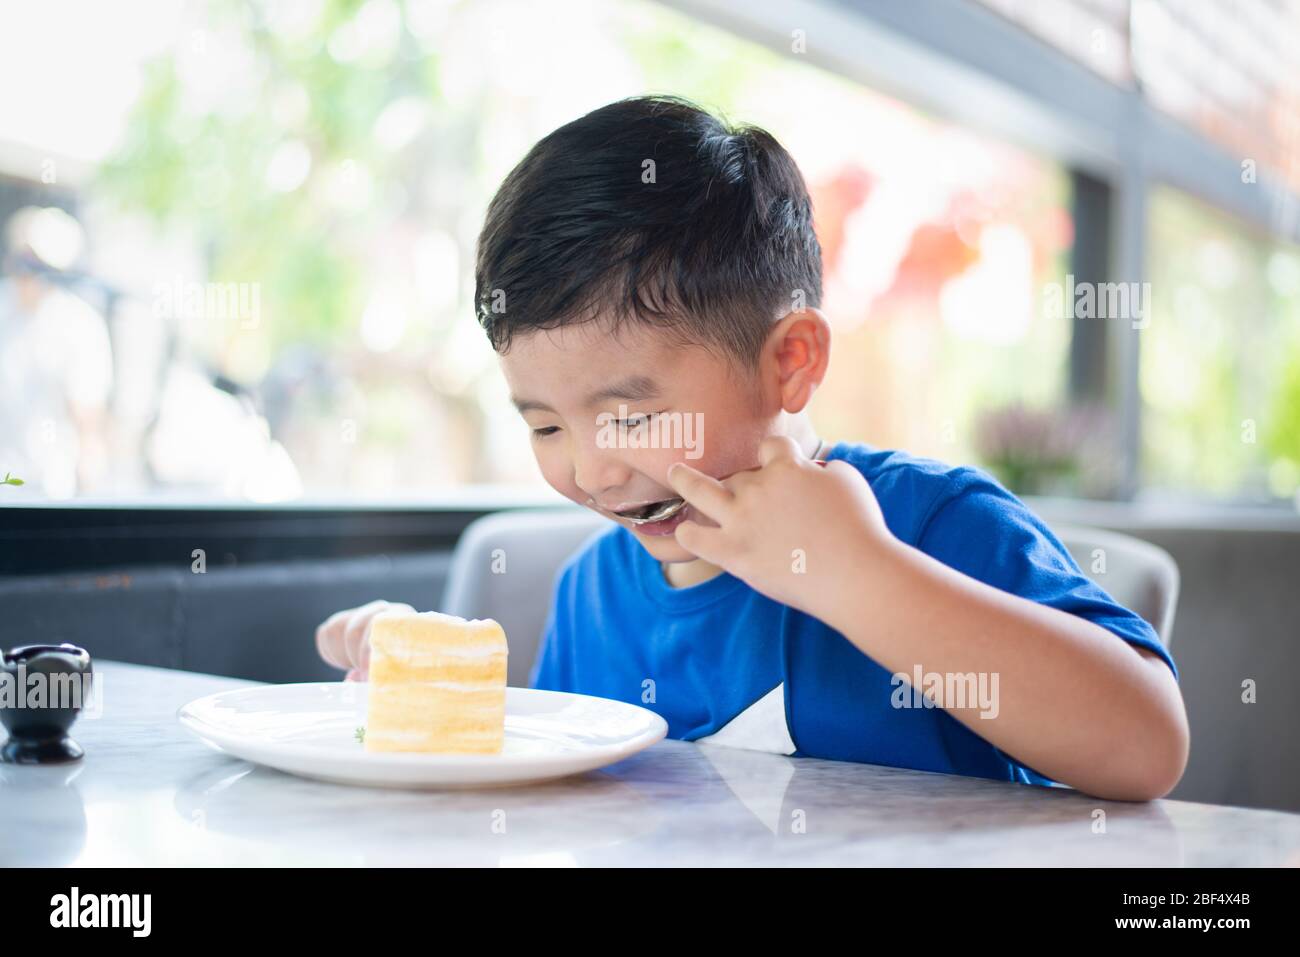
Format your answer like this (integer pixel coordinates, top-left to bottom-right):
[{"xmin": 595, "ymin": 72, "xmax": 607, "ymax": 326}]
[{"xmin": 511, "ymin": 374, "xmax": 661, "ymax": 415}]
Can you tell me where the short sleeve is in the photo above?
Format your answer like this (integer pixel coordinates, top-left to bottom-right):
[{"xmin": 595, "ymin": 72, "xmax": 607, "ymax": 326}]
[
  {"xmin": 914, "ymin": 473, "xmax": 1178, "ymax": 787},
  {"xmin": 915, "ymin": 472, "xmax": 1177, "ymax": 683}
]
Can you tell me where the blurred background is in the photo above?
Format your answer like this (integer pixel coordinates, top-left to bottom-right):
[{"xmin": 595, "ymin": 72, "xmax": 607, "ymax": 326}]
[
  {"xmin": 2, "ymin": 0, "xmax": 1300, "ymax": 813},
  {"xmin": 2, "ymin": 0, "xmax": 1297, "ymax": 506}
]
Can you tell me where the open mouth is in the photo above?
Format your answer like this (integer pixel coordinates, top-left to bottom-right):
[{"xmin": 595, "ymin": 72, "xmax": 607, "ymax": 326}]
[{"xmin": 613, "ymin": 497, "xmax": 687, "ymax": 524}]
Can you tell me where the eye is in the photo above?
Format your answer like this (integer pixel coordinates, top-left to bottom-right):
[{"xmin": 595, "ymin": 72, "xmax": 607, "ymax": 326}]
[
  {"xmin": 531, "ymin": 426, "xmax": 560, "ymax": 438},
  {"xmin": 616, "ymin": 412, "xmax": 659, "ymax": 429}
]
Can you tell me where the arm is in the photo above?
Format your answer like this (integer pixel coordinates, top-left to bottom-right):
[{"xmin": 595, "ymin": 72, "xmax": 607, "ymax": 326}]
[
  {"xmin": 667, "ymin": 437, "xmax": 1189, "ymax": 802},
  {"xmin": 816, "ymin": 532, "xmax": 1188, "ymax": 801}
]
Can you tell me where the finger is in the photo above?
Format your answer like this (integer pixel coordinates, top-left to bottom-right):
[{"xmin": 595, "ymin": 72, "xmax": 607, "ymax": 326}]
[
  {"xmin": 666, "ymin": 461, "xmax": 735, "ymax": 522},
  {"xmin": 825, "ymin": 459, "xmax": 867, "ymax": 486},
  {"xmin": 343, "ymin": 604, "xmax": 393, "ymax": 670},
  {"xmin": 345, "ymin": 668, "xmax": 359, "ymax": 682},
  {"xmin": 316, "ymin": 610, "xmax": 350, "ymax": 670},
  {"xmin": 673, "ymin": 519, "xmax": 731, "ymax": 565},
  {"xmin": 758, "ymin": 435, "xmax": 801, "ymax": 468},
  {"xmin": 322, "ymin": 600, "xmax": 391, "ymax": 670},
  {"xmin": 720, "ymin": 467, "xmax": 758, "ymax": 492}
]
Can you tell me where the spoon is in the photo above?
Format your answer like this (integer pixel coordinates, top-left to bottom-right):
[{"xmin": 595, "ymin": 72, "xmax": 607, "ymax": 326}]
[
  {"xmin": 620, "ymin": 497, "xmax": 687, "ymax": 525},
  {"xmin": 586, "ymin": 496, "xmax": 687, "ymax": 525},
  {"xmin": 588, "ymin": 440, "xmax": 831, "ymax": 525}
]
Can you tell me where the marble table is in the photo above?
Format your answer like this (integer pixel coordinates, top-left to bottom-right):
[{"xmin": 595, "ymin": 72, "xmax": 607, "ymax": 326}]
[{"xmin": 3, "ymin": 660, "xmax": 1299, "ymax": 867}]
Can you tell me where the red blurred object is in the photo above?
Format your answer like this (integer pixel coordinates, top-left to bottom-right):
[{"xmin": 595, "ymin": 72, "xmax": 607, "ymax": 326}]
[{"xmin": 811, "ymin": 166, "xmax": 875, "ymax": 274}]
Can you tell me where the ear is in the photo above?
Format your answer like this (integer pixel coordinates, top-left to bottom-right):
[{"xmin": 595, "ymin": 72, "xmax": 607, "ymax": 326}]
[{"xmin": 769, "ymin": 307, "xmax": 831, "ymax": 413}]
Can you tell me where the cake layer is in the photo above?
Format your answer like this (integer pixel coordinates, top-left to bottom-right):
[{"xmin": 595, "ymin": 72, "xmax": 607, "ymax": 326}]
[
  {"xmin": 366, "ymin": 687, "xmax": 506, "ymax": 753},
  {"xmin": 369, "ymin": 656, "xmax": 505, "ymax": 684},
  {"xmin": 365, "ymin": 610, "xmax": 508, "ymax": 754}
]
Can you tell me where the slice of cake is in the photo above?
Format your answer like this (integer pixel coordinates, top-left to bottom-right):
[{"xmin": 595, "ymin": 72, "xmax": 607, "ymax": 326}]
[{"xmin": 364, "ymin": 610, "xmax": 508, "ymax": 754}]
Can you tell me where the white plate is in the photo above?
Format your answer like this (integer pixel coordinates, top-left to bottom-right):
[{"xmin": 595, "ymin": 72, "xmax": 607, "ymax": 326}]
[{"xmin": 177, "ymin": 682, "xmax": 668, "ymax": 789}]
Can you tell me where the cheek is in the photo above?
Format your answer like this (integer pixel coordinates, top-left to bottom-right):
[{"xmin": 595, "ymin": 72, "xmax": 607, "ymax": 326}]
[
  {"xmin": 670, "ymin": 395, "xmax": 759, "ymax": 473},
  {"xmin": 698, "ymin": 421, "xmax": 765, "ymax": 474},
  {"xmin": 669, "ymin": 442, "xmax": 747, "ymax": 483},
  {"xmin": 533, "ymin": 440, "xmax": 586, "ymax": 503}
]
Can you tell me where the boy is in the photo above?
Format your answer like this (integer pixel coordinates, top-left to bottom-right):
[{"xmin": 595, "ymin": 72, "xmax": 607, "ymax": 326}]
[{"xmin": 317, "ymin": 95, "xmax": 1188, "ymax": 800}]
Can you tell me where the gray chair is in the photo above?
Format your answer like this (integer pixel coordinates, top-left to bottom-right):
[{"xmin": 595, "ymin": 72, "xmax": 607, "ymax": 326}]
[
  {"xmin": 439, "ymin": 509, "xmax": 1180, "ymax": 685},
  {"xmin": 439, "ymin": 507, "xmax": 607, "ymax": 686},
  {"xmin": 1051, "ymin": 524, "xmax": 1180, "ymax": 647}
]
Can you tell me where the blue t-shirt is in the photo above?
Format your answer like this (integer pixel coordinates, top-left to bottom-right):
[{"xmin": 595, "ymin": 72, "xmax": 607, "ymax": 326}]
[{"xmin": 530, "ymin": 442, "xmax": 1178, "ymax": 787}]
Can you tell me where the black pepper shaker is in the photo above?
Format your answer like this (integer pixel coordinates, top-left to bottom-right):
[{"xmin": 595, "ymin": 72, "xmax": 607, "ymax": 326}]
[{"xmin": 0, "ymin": 643, "xmax": 94, "ymax": 764}]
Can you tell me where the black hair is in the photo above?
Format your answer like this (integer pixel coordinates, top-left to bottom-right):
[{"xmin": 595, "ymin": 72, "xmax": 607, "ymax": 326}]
[{"xmin": 474, "ymin": 95, "xmax": 823, "ymax": 371}]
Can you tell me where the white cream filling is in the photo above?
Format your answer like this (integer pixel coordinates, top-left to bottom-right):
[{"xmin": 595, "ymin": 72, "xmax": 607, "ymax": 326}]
[
  {"xmin": 372, "ymin": 680, "xmax": 504, "ymax": 692},
  {"xmin": 374, "ymin": 609, "xmax": 503, "ymax": 632},
  {"xmin": 374, "ymin": 645, "xmax": 507, "ymax": 663}
]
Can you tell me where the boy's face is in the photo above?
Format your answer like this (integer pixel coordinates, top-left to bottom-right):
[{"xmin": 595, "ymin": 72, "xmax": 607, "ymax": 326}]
[{"xmin": 500, "ymin": 320, "xmax": 783, "ymax": 565}]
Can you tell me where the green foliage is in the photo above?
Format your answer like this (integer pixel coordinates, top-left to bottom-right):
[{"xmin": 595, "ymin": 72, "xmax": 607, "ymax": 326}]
[
  {"xmin": 1267, "ymin": 336, "xmax": 1300, "ymax": 465},
  {"xmin": 1143, "ymin": 188, "xmax": 1300, "ymax": 500},
  {"xmin": 93, "ymin": 0, "xmax": 440, "ymax": 355}
]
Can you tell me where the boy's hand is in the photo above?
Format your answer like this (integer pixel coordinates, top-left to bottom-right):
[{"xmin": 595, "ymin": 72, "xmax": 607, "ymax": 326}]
[
  {"xmin": 314, "ymin": 599, "xmax": 414, "ymax": 681},
  {"xmin": 667, "ymin": 436, "xmax": 895, "ymax": 618}
]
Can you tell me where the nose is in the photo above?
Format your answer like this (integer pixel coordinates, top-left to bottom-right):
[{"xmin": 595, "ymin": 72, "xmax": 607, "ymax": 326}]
[{"xmin": 570, "ymin": 433, "xmax": 633, "ymax": 504}]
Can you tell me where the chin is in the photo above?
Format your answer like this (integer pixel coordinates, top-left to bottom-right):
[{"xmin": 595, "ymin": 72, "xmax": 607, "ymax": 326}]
[{"xmin": 631, "ymin": 530, "xmax": 696, "ymax": 562}]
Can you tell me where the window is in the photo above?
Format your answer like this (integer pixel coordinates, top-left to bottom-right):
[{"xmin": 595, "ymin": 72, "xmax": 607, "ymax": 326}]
[
  {"xmin": 1142, "ymin": 186, "xmax": 1300, "ymax": 503},
  {"xmin": 976, "ymin": 0, "xmax": 1300, "ymax": 194},
  {"xmin": 0, "ymin": 0, "xmax": 1076, "ymax": 503}
]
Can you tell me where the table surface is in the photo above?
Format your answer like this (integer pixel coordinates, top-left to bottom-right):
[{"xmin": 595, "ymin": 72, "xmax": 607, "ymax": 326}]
[{"xmin": 4, "ymin": 660, "xmax": 1299, "ymax": 867}]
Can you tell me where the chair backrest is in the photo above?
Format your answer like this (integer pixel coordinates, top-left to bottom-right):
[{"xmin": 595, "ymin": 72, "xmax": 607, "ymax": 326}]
[
  {"xmin": 439, "ymin": 510, "xmax": 1182, "ymax": 686},
  {"xmin": 439, "ymin": 507, "xmax": 607, "ymax": 686},
  {"xmin": 1050, "ymin": 523, "xmax": 1180, "ymax": 648}
]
